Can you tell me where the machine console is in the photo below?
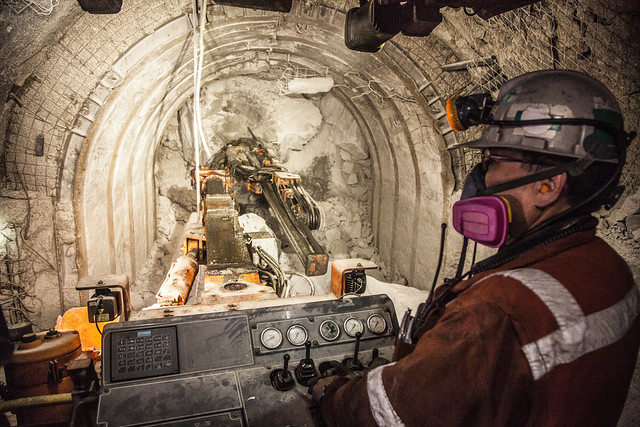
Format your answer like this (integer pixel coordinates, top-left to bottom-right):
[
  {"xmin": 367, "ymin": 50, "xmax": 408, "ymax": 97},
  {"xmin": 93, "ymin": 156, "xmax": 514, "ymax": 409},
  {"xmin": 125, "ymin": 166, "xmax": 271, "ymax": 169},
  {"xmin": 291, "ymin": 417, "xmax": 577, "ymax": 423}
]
[{"xmin": 96, "ymin": 294, "xmax": 398, "ymax": 426}]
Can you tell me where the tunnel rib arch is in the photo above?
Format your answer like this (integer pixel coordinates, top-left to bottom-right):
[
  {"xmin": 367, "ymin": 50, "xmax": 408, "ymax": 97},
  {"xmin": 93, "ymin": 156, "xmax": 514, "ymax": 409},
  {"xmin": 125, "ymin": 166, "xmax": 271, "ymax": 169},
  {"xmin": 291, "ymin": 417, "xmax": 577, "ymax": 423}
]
[{"xmin": 60, "ymin": 2, "xmax": 454, "ymax": 294}]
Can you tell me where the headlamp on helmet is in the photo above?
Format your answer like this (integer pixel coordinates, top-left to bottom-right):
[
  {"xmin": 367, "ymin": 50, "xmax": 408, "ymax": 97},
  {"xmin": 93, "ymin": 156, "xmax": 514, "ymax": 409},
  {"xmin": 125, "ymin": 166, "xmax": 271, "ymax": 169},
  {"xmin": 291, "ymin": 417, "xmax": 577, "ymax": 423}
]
[
  {"xmin": 446, "ymin": 70, "xmax": 635, "ymax": 161},
  {"xmin": 446, "ymin": 70, "xmax": 637, "ymax": 247},
  {"xmin": 446, "ymin": 94, "xmax": 494, "ymax": 132}
]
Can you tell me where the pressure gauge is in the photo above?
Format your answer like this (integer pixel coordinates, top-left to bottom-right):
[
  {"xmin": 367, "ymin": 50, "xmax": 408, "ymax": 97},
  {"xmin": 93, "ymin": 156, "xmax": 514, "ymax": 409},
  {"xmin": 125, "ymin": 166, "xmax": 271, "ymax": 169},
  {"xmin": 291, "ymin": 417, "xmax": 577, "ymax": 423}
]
[
  {"xmin": 260, "ymin": 327, "xmax": 283, "ymax": 350},
  {"xmin": 367, "ymin": 314, "xmax": 387, "ymax": 335},
  {"xmin": 343, "ymin": 317, "xmax": 364, "ymax": 337},
  {"xmin": 286, "ymin": 324, "xmax": 308, "ymax": 346},
  {"xmin": 319, "ymin": 320, "xmax": 340, "ymax": 341}
]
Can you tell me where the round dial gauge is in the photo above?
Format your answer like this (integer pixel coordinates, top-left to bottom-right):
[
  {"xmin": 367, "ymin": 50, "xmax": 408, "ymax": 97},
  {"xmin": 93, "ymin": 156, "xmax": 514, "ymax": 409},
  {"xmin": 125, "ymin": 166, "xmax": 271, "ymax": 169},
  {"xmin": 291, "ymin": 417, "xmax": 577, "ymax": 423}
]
[
  {"xmin": 286, "ymin": 324, "xmax": 308, "ymax": 346},
  {"xmin": 260, "ymin": 327, "xmax": 283, "ymax": 350},
  {"xmin": 319, "ymin": 320, "xmax": 340, "ymax": 341},
  {"xmin": 343, "ymin": 317, "xmax": 364, "ymax": 337},
  {"xmin": 367, "ymin": 314, "xmax": 387, "ymax": 335}
]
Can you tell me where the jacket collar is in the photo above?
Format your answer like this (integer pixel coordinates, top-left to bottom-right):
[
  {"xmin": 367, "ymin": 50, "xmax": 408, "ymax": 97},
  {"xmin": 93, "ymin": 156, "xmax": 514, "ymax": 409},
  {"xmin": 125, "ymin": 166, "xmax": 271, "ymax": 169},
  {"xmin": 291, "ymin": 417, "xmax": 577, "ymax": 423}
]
[{"xmin": 453, "ymin": 228, "xmax": 597, "ymax": 293}]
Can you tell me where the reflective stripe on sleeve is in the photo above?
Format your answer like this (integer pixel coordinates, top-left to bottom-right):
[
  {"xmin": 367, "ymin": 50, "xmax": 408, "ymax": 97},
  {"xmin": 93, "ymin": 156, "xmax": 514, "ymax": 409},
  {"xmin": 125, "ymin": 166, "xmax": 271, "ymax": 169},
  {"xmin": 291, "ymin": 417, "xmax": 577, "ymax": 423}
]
[
  {"xmin": 495, "ymin": 268, "xmax": 640, "ymax": 380},
  {"xmin": 367, "ymin": 361, "xmax": 406, "ymax": 427}
]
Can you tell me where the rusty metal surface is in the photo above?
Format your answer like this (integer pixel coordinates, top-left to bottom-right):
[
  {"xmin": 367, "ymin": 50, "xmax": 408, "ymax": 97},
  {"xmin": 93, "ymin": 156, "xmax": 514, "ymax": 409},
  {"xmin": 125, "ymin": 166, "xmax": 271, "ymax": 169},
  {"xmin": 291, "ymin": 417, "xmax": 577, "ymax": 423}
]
[
  {"xmin": 204, "ymin": 269, "xmax": 261, "ymax": 290},
  {"xmin": 156, "ymin": 254, "xmax": 199, "ymax": 305},
  {"xmin": 182, "ymin": 226, "xmax": 207, "ymax": 263},
  {"xmin": 331, "ymin": 258, "xmax": 378, "ymax": 297},
  {"xmin": 7, "ymin": 330, "xmax": 81, "ymax": 366},
  {"xmin": 204, "ymin": 194, "xmax": 255, "ymax": 271},
  {"xmin": 132, "ymin": 294, "xmax": 337, "ymax": 320},
  {"xmin": 4, "ymin": 330, "xmax": 83, "ymax": 425},
  {"xmin": 201, "ymin": 280, "xmax": 278, "ymax": 305}
]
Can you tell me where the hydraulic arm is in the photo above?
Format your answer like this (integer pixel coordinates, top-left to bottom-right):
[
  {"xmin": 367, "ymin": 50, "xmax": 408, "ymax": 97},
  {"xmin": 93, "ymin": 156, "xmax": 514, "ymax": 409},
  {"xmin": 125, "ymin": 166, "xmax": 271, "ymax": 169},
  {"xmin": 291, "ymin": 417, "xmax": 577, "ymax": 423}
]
[{"xmin": 205, "ymin": 133, "xmax": 328, "ymax": 276}]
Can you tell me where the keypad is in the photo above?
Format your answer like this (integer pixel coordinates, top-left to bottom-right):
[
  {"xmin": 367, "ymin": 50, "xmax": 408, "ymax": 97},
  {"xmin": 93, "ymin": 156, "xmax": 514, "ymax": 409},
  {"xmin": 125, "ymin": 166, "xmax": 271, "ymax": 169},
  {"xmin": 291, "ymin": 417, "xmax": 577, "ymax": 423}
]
[{"xmin": 111, "ymin": 326, "xmax": 179, "ymax": 381}]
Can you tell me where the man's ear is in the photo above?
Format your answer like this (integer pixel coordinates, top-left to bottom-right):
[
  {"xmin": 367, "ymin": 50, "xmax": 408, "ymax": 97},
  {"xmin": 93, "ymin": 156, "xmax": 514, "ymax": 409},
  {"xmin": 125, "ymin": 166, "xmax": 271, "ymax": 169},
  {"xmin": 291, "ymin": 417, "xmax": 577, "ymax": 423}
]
[{"xmin": 535, "ymin": 172, "xmax": 568, "ymax": 208}]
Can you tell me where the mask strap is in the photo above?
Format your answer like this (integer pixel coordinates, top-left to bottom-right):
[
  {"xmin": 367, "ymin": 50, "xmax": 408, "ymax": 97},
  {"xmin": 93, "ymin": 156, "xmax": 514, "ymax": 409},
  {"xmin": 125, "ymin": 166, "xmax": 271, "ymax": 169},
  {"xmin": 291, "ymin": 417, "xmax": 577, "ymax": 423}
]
[{"xmin": 479, "ymin": 154, "xmax": 594, "ymax": 196}]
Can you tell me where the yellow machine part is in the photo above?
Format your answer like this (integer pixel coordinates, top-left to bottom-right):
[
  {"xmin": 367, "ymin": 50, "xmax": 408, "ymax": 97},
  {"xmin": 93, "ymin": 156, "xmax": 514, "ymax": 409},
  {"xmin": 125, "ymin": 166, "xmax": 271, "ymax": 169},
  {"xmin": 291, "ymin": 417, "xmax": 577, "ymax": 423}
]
[{"xmin": 55, "ymin": 307, "xmax": 118, "ymax": 352}]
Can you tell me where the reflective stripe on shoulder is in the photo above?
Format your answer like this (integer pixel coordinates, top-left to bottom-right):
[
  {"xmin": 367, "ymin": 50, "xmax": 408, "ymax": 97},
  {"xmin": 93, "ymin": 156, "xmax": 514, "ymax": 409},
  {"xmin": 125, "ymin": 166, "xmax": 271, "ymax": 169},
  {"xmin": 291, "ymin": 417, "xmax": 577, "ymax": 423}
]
[
  {"xmin": 493, "ymin": 268, "xmax": 640, "ymax": 380},
  {"xmin": 367, "ymin": 361, "xmax": 405, "ymax": 427}
]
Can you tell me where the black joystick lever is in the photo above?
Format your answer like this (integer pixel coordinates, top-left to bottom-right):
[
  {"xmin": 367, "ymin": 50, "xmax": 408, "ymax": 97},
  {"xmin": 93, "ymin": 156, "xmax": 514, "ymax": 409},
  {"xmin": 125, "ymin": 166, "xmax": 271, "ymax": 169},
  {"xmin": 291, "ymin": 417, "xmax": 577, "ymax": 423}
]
[
  {"xmin": 368, "ymin": 348, "xmax": 391, "ymax": 369},
  {"xmin": 342, "ymin": 332, "xmax": 364, "ymax": 371},
  {"xmin": 295, "ymin": 341, "xmax": 319, "ymax": 387},
  {"xmin": 270, "ymin": 353, "xmax": 295, "ymax": 391}
]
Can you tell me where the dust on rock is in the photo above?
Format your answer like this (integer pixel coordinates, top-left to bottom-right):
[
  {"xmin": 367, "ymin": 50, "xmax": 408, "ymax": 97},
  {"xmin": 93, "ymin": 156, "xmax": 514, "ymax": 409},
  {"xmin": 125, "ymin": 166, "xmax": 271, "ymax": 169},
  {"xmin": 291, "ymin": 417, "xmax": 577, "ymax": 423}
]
[{"xmin": 134, "ymin": 75, "xmax": 394, "ymax": 302}]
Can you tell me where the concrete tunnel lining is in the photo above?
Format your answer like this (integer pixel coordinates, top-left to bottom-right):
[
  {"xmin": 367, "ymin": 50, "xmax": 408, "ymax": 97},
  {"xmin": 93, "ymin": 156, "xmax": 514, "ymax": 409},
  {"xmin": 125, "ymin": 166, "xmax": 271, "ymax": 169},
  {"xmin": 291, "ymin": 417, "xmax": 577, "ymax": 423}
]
[{"xmin": 69, "ymin": 4, "xmax": 453, "ymax": 293}]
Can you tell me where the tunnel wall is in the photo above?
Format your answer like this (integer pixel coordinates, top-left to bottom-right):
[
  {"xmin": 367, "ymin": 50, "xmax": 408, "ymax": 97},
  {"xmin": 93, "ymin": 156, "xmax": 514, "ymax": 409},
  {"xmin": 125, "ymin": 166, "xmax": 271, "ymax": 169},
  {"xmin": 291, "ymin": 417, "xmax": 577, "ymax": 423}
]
[
  {"xmin": 1, "ymin": 1, "xmax": 638, "ymax": 325},
  {"xmin": 69, "ymin": 2, "xmax": 454, "ymax": 292}
]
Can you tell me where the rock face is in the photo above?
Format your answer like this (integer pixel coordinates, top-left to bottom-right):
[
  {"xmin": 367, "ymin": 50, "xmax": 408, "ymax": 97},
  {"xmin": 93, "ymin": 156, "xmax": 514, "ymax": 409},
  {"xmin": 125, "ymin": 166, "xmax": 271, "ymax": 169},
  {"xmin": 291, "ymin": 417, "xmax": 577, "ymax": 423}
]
[
  {"xmin": 136, "ymin": 76, "xmax": 385, "ymax": 301},
  {"xmin": 0, "ymin": 190, "xmax": 62, "ymax": 330}
]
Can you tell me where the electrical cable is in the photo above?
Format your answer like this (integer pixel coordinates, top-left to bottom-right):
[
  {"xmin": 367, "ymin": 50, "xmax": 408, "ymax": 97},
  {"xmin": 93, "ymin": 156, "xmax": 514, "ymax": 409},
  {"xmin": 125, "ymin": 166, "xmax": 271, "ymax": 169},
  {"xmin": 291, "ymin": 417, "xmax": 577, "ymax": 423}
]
[
  {"xmin": 255, "ymin": 246, "xmax": 288, "ymax": 297},
  {"xmin": 286, "ymin": 273, "xmax": 315, "ymax": 296},
  {"xmin": 94, "ymin": 296, "xmax": 104, "ymax": 335},
  {"xmin": 471, "ymin": 214, "xmax": 597, "ymax": 275},
  {"xmin": 69, "ymin": 395, "xmax": 99, "ymax": 427},
  {"xmin": 455, "ymin": 237, "xmax": 469, "ymax": 279},
  {"xmin": 470, "ymin": 241, "xmax": 478, "ymax": 267},
  {"xmin": 427, "ymin": 223, "xmax": 447, "ymax": 306}
]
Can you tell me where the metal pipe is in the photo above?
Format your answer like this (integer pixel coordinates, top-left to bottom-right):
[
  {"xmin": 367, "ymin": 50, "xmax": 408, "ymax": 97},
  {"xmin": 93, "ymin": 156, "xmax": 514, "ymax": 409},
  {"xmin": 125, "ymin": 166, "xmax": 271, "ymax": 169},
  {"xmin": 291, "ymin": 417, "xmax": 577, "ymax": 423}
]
[
  {"xmin": 156, "ymin": 254, "xmax": 199, "ymax": 305},
  {"xmin": 0, "ymin": 393, "xmax": 73, "ymax": 412},
  {"xmin": 441, "ymin": 56, "xmax": 495, "ymax": 72}
]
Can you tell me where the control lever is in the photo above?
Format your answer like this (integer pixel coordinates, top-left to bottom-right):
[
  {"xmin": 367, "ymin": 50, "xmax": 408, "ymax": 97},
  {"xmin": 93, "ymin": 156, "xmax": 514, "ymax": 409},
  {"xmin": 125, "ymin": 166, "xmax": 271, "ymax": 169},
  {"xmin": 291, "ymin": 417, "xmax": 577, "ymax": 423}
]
[
  {"xmin": 295, "ymin": 341, "xmax": 319, "ymax": 386},
  {"xmin": 270, "ymin": 354, "xmax": 295, "ymax": 391},
  {"xmin": 318, "ymin": 360, "xmax": 350, "ymax": 377},
  {"xmin": 342, "ymin": 332, "xmax": 364, "ymax": 371},
  {"xmin": 368, "ymin": 348, "xmax": 391, "ymax": 369}
]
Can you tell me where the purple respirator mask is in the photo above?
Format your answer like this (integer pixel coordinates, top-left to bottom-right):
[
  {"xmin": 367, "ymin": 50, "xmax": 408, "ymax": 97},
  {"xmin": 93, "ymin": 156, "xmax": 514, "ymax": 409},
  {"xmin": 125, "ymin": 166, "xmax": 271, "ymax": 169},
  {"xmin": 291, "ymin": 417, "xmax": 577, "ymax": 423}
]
[{"xmin": 452, "ymin": 163, "xmax": 512, "ymax": 247}]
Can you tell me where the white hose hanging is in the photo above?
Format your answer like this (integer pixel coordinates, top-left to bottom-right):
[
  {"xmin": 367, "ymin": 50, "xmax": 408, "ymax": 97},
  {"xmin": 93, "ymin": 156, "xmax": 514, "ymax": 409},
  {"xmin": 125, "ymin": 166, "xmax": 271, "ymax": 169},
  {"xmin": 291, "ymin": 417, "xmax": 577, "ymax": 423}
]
[
  {"xmin": 192, "ymin": 0, "xmax": 213, "ymax": 221},
  {"xmin": 195, "ymin": 50, "xmax": 212, "ymax": 158},
  {"xmin": 192, "ymin": 0, "xmax": 201, "ymax": 221},
  {"xmin": 195, "ymin": 0, "xmax": 212, "ymax": 159}
]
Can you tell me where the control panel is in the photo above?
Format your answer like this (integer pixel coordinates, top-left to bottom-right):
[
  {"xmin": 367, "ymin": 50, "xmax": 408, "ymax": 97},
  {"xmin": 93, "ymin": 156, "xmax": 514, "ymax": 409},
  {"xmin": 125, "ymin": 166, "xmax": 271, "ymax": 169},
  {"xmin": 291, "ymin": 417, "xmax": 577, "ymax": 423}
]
[
  {"xmin": 111, "ymin": 325, "xmax": 178, "ymax": 381},
  {"xmin": 96, "ymin": 294, "xmax": 397, "ymax": 426}
]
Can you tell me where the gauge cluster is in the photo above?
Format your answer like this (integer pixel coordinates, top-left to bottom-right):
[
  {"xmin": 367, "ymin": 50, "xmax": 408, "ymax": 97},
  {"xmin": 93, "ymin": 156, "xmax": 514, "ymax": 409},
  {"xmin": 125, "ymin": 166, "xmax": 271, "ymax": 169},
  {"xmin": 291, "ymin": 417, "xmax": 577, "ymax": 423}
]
[
  {"xmin": 253, "ymin": 308, "xmax": 392, "ymax": 353},
  {"xmin": 98, "ymin": 294, "xmax": 398, "ymax": 427}
]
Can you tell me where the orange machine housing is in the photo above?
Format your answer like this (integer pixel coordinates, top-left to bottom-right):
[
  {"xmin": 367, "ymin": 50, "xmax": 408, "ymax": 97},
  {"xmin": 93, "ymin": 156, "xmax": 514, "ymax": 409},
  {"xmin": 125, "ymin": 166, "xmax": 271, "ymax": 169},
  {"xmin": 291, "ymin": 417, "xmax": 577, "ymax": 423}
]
[
  {"xmin": 4, "ymin": 330, "xmax": 83, "ymax": 426},
  {"xmin": 330, "ymin": 258, "xmax": 377, "ymax": 297}
]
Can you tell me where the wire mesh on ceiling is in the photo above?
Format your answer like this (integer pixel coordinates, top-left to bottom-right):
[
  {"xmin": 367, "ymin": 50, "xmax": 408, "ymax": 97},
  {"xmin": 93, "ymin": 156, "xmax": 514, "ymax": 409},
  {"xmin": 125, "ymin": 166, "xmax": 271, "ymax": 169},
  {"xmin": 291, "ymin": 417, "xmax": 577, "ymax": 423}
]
[
  {"xmin": 440, "ymin": 0, "xmax": 639, "ymax": 194},
  {"xmin": 1, "ymin": 0, "xmax": 59, "ymax": 15},
  {"xmin": 275, "ymin": 64, "xmax": 329, "ymax": 95},
  {"xmin": 2, "ymin": 0, "xmax": 638, "ymax": 197}
]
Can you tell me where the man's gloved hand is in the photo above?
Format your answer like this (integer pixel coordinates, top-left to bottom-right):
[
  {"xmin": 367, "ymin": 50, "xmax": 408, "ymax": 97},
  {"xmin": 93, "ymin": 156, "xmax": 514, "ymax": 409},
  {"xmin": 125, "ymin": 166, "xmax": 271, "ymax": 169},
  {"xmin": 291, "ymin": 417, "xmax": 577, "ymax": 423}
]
[{"xmin": 309, "ymin": 375, "xmax": 340, "ymax": 402}]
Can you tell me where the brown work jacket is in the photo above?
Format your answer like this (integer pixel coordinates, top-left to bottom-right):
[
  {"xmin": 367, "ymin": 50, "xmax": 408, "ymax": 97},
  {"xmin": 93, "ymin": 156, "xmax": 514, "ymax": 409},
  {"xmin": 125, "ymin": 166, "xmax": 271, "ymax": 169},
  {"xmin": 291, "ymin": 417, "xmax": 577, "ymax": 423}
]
[{"xmin": 321, "ymin": 228, "xmax": 640, "ymax": 426}]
